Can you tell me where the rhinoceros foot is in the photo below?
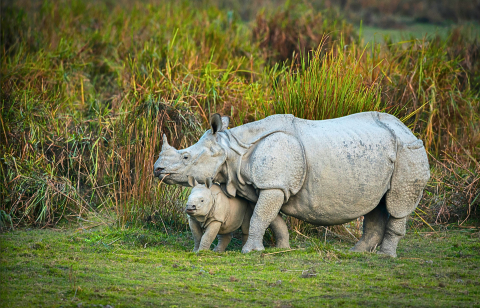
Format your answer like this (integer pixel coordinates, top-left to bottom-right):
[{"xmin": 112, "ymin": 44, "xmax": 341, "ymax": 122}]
[
  {"xmin": 213, "ymin": 246, "xmax": 225, "ymax": 253},
  {"xmin": 349, "ymin": 236, "xmax": 382, "ymax": 253},
  {"xmin": 349, "ymin": 245, "xmax": 370, "ymax": 253},
  {"xmin": 376, "ymin": 249, "xmax": 397, "ymax": 258},
  {"xmin": 269, "ymin": 215, "xmax": 291, "ymax": 249},
  {"xmin": 241, "ymin": 239, "xmax": 265, "ymax": 253},
  {"xmin": 375, "ymin": 216, "xmax": 406, "ymax": 258},
  {"xmin": 276, "ymin": 240, "xmax": 290, "ymax": 249}
]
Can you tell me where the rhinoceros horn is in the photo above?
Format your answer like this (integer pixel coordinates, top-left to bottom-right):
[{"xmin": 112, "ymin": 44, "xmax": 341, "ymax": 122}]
[{"xmin": 162, "ymin": 134, "xmax": 173, "ymax": 151}]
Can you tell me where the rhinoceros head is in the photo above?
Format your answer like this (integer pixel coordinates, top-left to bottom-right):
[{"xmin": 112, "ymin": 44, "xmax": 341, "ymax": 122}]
[
  {"xmin": 185, "ymin": 177, "xmax": 214, "ymax": 216},
  {"xmin": 153, "ymin": 114, "xmax": 229, "ymax": 185}
]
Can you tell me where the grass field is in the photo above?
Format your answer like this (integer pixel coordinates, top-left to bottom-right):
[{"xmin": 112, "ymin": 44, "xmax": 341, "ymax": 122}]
[{"xmin": 1, "ymin": 226, "xmax": 479, "ymax": 307}]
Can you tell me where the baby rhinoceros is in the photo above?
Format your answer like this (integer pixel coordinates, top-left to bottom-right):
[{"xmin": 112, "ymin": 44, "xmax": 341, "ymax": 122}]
[{"xmin": 186, "ymin": 176, "xmax": 252, "ymax": 253}]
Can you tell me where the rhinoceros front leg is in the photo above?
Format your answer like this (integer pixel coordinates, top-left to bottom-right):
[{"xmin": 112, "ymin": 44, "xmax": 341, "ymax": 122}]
[
  {"xmin": 188, "ymin": 218, "xmax": 203, "ymax": 252},
  {"xmin": 198, "ymin": 221, "xmax": 222, "ymax": 252},
  {"xmin": 377, "ymin": 216, "xmax": 406, "ymax": 258},
  {"xmin": 213, "ymin": 233, "xmax": 232, "ymax": 253},
  {"xmin": 248, "ymin": 202, "xmax": 290, "ymax": 249},
  {"xmin": 241, "ymin": 206, "xmax": 252, "ymax": 246},
  {"xmin": 350, "ymin": 199, "xmax": 388, "ymax": 253},
  {"xmin": 242, "ymin": 189, "xmax": 284, "ymax": 253}
]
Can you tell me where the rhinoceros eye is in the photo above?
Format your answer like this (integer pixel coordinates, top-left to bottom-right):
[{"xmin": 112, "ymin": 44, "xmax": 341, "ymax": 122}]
[
  {"xmin": 201, "ymin": 199, "xmax": 204, "ymax": 203},
  {"xmin": 183, "ymin": 153, "xmax": 190, "ymax": 160}
]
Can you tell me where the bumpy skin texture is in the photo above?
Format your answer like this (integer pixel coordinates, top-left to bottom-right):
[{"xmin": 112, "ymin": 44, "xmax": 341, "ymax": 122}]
[
  {"xmin": 154, "ymin": 134, "xmax": 290, "ymax": 249},
  {"xmin": 155, "ymin": 111, "xmax": 430, "ymax": 257},
  {"xmin": 186, "ymin": 182, "xmax": 252, "ymax": 253}
]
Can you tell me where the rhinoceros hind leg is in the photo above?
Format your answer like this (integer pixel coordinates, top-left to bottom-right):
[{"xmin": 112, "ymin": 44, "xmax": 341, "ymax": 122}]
[
  {"xmin": 350, "ymin": 198, "xmax": 388, "ymax": 253},
  {"xmin": 242, "ymin": 189, "xmax": 284, "ymax": 253},
  {"xmin": 241, "ymin": 206, "xmax": 252, "ymax": 246},
  {"xmin": 213, "ymin": 233, "xmax": 232, "ymax": 253},
  {"xmin": 270, "ymin": 215, "xmax": 290, "ymax": 249},
  {"xmin": 377, "ymin": 216, "xmax": 406, "ymax": 257}
]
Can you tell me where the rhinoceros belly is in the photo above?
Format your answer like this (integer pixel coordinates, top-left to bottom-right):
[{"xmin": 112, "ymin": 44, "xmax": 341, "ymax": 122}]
[
  {"xmin": 281, "ymin": 112, "xmax": 397, "ymax": 225},
  {"xmin": 218, "ymin": 197, "xmax": 250, "ymax": 234}
]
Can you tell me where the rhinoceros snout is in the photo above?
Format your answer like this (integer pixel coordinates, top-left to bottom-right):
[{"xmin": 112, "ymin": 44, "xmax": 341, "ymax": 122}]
[
  {"xmin": 185, "ymin": 204, "xmax": 196, "ymax": 214},
  {"xmin": 154, "ymin": 167, "xmax": 164, "ymax": 177}
]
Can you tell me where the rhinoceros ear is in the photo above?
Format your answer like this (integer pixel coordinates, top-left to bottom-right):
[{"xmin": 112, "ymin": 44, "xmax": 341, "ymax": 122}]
[
  {"xmin": 205, "ymin": 177, "xmax": 213, "ymax": 189},
  {"xmin": 187, "ymin": 176, "xmax": 198, "ymax": 187},
  {"xmin": 211, "ymin": 113, "xmax": 229, "ymax": 134}
]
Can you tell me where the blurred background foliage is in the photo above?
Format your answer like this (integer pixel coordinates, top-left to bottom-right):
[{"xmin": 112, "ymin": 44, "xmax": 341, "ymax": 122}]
[{"xmin": 1, "ymin": 0, "xmax": 479, "ymax": 238}]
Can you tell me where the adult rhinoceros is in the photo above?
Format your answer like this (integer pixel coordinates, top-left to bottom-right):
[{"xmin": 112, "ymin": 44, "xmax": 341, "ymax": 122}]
[{"xmin": 154, "ymin": 112, "xmax": 430, "ymax": 257}]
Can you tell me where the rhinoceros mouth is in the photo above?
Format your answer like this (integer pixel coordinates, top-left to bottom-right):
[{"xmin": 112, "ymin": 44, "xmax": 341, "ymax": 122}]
[
  {"xmin": 185, "ymin": 209, "xmax": 196, "ymax": 214},
  {"xmin": 158, "ymin": 172, "xmax": 175, "ymax": 179}
]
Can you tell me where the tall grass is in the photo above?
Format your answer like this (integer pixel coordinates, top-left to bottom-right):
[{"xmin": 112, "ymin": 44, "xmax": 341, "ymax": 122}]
[
  {"xmin": 381, "ymin": 35, "xmax": 480, "ymax": 158},
  {"xmin": 269, "ymin": 43, "xmax": 383, "ymax": 119},
  {"xmin": 1, "ymin": 0, "xmax": 478, "ymax": 231}
]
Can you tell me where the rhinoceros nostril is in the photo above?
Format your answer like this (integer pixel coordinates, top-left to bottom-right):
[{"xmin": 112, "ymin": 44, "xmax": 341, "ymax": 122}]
[{"xmin": 153, "ymin": 167, "xmax": 165, "ymax": 177}]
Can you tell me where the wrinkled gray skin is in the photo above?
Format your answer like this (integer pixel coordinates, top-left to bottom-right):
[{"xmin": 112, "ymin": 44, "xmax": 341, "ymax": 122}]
[
  {"xmin": 186, "ymin": 176, "xmax": 252, "ymax": 252},
  {"xmin": 154, "ymin": 134, "xmax": 290, "ymax": 249},
  {"xmin": 154, "ymin": 112, "xmax": 430, "ymax": 257}
]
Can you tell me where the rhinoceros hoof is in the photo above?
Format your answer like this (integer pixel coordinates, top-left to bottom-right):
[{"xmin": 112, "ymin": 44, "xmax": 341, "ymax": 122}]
[
  {"xmin": 349, "ymin": 242, "xmax": 377, "ymax": 253},
  {"xmin": 241, "ymin": 240, "xmax": 265, "ymax": 253},
  {"xmin": 213, "ymin": 246, "xmax": 225, "ymax": 253},
  {"xmin": 275, "ymin": 241, "xmax": 290, "ymax": 249},
  {"xmin": 349, "ymin": 246, "xmax": 367, "ymax": 253},
  {"xmin": 376, "ymin": 249, "xmax": 397, "ymax": 258}
]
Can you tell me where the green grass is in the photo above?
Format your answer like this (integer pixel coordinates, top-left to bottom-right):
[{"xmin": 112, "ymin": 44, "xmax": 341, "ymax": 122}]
[{"xmin": 1, "ymin": 226, "xmax": 479, "ymax": 307}]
